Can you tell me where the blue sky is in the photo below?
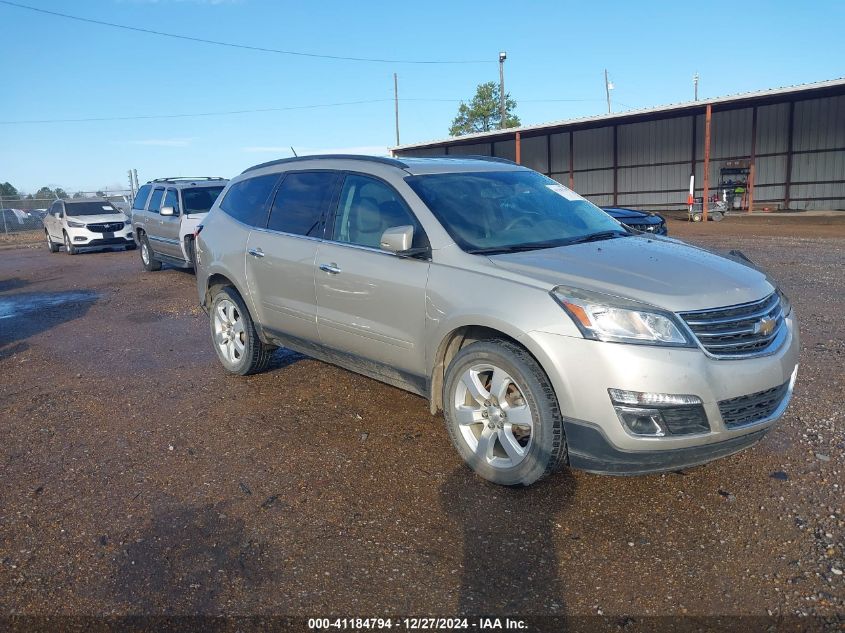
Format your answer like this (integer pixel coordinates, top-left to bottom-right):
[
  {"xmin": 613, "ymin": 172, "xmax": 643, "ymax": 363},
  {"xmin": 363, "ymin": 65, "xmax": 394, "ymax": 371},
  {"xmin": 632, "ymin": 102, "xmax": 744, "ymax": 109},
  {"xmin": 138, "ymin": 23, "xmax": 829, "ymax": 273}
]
[{"xmin": 1, "ymin": 0, "xmax": 842, "ymax": 193}]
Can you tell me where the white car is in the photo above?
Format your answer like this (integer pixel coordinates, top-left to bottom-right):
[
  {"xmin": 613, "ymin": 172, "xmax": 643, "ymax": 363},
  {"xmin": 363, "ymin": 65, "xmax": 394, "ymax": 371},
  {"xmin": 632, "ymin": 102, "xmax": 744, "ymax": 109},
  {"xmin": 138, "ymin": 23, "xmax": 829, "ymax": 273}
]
[{"xmin": 43, "ymin": 198, "xmax": 135, "ymax": 255}]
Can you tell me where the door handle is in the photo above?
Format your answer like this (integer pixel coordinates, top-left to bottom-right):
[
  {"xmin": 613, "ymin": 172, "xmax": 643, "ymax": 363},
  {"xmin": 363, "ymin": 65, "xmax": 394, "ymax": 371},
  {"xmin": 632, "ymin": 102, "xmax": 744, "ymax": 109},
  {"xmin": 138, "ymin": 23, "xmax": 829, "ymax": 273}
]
[
  {"xmin": 248, "ymin": 248, "xmax": 265, "ymax": 258},
  {"xmin": 319, "ymin": 262, "xmax": 341, "ymax": 274}
]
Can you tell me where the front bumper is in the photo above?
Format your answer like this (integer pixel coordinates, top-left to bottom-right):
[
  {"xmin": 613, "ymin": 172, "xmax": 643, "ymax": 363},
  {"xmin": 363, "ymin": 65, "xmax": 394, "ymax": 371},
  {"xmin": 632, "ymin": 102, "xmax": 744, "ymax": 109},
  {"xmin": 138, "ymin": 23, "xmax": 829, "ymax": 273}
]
[
  {"xmin": 67, "ymin": 226, "xmax": 134, "ymax": 249},
  {"xmin": 524, "ymin": 315, "xmax": 799, "ymax": 474}
]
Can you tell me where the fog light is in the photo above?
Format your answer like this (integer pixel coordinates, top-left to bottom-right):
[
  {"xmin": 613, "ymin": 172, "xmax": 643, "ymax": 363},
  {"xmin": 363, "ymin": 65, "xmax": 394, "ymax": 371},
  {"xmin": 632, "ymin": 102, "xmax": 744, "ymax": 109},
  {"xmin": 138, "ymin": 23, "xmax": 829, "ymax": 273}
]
[
  {"xmin": 616, "ymin": 407, "xmax": 666, "ymax": 436},
  {"xmin": 609, "ymin": 389, "xmax": 710, "ymax": 437}
]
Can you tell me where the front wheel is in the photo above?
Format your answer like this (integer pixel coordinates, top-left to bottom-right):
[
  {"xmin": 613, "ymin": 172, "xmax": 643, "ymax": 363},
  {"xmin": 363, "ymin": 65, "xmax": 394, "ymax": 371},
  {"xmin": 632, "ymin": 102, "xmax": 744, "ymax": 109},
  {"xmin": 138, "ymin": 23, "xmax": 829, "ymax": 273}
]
[
  {"xmin": 443, "ymin": 340, "xmax": 567, "ymax": 486},
  {"xmin": 209, "ymin": 286, "xmax": 274, "ymax": 376},
  {"xmin": 63, "ymin": 232, "xmax": 77, "ymax": 255},
  {"xmin": 46, "ymin": 230, "xmax": 59, "ymax": 253}
]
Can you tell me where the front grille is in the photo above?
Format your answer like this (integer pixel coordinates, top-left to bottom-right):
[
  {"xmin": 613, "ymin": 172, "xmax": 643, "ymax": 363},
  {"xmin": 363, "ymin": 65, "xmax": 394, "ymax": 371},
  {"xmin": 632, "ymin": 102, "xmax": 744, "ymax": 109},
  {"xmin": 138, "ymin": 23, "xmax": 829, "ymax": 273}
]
[
  {"xmin": 87, "ymin": 222, "xmax": 124, "ymax": 233},
  {"xmin": 678, "ymin": 292, "xmax": 785, "ymax": 358},
  {"xmin": 718, "ymin": 381, "xmax": 790, "ymax": 428}
]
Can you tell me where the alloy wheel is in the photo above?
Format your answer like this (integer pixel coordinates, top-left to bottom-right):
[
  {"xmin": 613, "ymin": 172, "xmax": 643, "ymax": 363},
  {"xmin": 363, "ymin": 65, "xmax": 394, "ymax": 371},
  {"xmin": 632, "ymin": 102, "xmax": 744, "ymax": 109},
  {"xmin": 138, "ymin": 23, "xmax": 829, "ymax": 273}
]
[
  {"xmin": 213, "ymin": 298, "xmax": 246, "ymax": 365},
  {"xmin": 453, "ymin": 363, "xmax": 534, "ymax": 469}
]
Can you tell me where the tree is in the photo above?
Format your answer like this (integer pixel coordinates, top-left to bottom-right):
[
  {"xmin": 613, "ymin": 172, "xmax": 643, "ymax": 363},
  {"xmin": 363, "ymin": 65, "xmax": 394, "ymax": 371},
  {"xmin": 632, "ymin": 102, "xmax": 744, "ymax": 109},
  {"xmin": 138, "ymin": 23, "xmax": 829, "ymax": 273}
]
[
  {"xmin": 0, "ymin": 182, "xmax": 18, "ymax": 199},
  {"xmin": 449, "ymin": 81, "xmax": 520, "ymax": 136},
  {"xmin": 55, "ymin": 188, "xmax": 68, "ymax": 199}
]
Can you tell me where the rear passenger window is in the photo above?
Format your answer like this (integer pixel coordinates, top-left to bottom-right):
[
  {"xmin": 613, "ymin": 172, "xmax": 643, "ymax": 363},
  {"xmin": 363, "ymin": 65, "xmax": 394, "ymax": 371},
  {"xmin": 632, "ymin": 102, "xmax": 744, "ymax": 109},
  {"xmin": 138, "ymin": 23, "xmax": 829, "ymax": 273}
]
[
  {"xmin": 219, "ymin": 174, "xmax": 279, "ymax": 227},
  {"xmin": 132, "ymin": 184, "xmax": 152, "ymax": 210},
  {"xmin": 147, "ymin": 188, "xmax": 164, "ymax": 213},
  {"xmin": 267, "ymin": 171, "xmax": 338, "ymax": 237}
]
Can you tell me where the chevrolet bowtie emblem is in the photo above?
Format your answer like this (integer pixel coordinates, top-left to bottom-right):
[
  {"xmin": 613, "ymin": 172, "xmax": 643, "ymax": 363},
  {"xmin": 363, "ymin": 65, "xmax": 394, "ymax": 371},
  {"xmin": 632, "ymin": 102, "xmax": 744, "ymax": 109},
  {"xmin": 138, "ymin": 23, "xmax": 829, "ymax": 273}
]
[{"xmin": 755, "ymin": 317, "xmax": 776, "ymax": 337}]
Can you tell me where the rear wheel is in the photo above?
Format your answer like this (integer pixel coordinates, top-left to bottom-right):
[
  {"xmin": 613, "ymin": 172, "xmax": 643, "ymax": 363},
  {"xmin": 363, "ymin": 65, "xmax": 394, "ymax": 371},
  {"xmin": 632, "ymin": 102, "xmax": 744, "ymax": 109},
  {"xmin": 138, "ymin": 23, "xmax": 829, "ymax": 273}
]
[
  {"xmin": 139, "ymin": 234, "xmax": 162, "ymax": 271},
  {"xmin": 63, "ymin": 232, "xmax": 77, "ymax": 255},
  {"xmin": 443, "ymin": 340, "xmax": 567, "ymax": 486},
  {"xmin": 45, "ymin": 230, "xmax": 59, "ymax": 253},
  {"xmin": 209, "ymin": 286, "xmax": 274, "ymax": 376},
  {"xmin": 691, "ymin": 212, "xmax": 703, "ymax": 222}
]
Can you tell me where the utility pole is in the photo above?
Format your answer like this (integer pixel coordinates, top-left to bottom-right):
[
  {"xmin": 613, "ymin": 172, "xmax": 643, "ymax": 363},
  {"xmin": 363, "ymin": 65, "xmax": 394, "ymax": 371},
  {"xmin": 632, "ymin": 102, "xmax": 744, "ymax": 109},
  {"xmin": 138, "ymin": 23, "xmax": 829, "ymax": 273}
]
[
  {"xmin": 393, "ymin": 73, "xmax": 400, "ymax": 147},
  {"xmin": 498, "ymin": 51, "xmax": 507, "ymax": 129},
  {"xmin": 694, "ymin": 72, "xmax": 699, "ymax": 101},
  {"xmin": 604, "ymin": 69, "xmax": 613, "ymax": 113}
]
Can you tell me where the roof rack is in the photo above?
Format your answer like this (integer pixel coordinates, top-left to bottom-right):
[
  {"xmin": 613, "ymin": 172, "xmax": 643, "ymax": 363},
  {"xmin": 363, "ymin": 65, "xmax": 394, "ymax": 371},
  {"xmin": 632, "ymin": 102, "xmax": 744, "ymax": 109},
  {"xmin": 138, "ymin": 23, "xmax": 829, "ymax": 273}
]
[
  {"xmin": 241, "ymin": 154, "xmax": 408, "ymax": 174},
  {"xmin": 408, "ymin": 154, "xmax": 518, "ymax": 165},
  {"xmin": 150, "ymin": 177, "xmax": 226, "ymax": 183}
]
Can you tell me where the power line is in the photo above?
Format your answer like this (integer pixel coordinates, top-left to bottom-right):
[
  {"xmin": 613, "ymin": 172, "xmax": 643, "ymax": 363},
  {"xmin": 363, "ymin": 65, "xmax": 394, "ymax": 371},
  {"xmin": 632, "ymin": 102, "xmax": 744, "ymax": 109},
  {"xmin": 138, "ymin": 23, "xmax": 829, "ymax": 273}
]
[
  {"xmin": 0, "ymin": 97, "xmax": 609, "ymax": 125},
  {"xmin": 0, "ymin": 99, "xmax": 395, "ymax": 124},
  {"xmin": 0, "ymin": 0, "xmax": 491, "ymax": 64}
]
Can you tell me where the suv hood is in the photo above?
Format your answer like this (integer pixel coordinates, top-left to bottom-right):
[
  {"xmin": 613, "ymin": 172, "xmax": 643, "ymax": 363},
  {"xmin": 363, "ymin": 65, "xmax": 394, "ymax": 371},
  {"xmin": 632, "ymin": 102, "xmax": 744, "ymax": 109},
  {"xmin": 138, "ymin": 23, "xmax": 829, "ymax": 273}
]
[
  {"xmin": 68, "ymin": 213, "xmax": 128, "ymax": 224},
  {"xmin": 487, "ymin": 236, "xmax": 773, "ymax": 312}
]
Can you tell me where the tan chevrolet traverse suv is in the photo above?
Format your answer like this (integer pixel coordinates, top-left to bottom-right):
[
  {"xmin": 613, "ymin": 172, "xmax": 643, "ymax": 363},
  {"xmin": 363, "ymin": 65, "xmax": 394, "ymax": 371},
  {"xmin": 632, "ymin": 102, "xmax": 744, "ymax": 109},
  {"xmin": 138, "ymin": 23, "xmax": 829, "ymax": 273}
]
[{"xmin": 194, "ymin": 155, "xmax": 798, "ymax": 486}]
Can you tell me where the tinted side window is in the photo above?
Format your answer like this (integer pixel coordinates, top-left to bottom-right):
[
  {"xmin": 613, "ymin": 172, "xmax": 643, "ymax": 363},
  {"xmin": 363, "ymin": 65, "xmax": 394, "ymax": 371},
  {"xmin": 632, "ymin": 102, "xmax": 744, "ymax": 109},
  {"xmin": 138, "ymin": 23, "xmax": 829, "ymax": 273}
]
[
  {"xmin": 147, "ymin": 188, "xmax": 164, "ymax": 213},
  {"xmin": 267, "ymin": 171, "xmax": 338, "ymax": 237},
  {"xmin": 332, "ymin": 174, "xmax": 425, "ymax": 250},
  {"xmin": 132, "ymin": 184, "xmax": 152, "ymax": 210},
  {"xmin": 219, "ymin": 174, "xmax": 279, "ymax": 227},
  {"xmin": 163, "ymin": 188, "xmax": 179, "ymax": 214}
]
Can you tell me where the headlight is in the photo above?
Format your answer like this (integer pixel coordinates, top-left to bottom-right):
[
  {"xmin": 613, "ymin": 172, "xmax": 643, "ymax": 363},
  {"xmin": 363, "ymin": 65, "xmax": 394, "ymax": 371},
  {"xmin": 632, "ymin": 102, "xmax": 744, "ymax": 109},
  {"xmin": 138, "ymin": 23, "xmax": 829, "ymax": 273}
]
[
  {"xmin": 67, "ymin": 220, "xmax": 86, "ymax": 228},
  {"xmin": 777, "ymin": 288, "xmax": 792, "ymax": 316},
  {"xmin": 552, "ymin": 286, "xmax": 693, "ymax": 347}
]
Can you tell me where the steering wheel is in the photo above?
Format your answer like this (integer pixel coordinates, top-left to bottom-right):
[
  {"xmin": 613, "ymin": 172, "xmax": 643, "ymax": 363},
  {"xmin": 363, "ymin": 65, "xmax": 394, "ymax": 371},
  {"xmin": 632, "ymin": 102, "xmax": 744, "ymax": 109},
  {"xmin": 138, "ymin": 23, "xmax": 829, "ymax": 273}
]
[{"xmin": 503, "ymin": 216, "xmax": 533, "ymax": 231}]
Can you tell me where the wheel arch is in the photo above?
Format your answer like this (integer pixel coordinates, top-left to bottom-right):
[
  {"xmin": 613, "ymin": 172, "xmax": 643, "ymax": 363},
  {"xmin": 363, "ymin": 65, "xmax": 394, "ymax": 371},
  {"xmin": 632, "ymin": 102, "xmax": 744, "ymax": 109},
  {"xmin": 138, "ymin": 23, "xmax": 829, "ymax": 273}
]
[{"xmin": 428, "ymin": 321, "xmax": 559, "ymax": 416}]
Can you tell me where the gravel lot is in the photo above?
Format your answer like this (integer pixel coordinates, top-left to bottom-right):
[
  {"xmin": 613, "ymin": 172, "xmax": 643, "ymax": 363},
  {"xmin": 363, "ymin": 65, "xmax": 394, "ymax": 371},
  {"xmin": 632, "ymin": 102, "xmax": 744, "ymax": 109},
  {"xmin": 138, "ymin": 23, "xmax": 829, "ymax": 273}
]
[{"xmin": 1, "ymin": 216, "xmax": 843, "ymax": 628}]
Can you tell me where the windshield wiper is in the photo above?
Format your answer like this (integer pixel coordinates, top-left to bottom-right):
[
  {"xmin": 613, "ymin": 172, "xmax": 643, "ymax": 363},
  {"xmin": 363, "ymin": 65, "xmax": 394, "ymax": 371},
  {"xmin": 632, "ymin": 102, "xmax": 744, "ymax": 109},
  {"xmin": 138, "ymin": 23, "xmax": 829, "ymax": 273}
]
[
  {"xmin": 467, "ymin": 241, "xmax": 566, "ymax": 255},
  {"xmin": 566, "ymin": 230, "xmax": 628, "ymax": 245}
]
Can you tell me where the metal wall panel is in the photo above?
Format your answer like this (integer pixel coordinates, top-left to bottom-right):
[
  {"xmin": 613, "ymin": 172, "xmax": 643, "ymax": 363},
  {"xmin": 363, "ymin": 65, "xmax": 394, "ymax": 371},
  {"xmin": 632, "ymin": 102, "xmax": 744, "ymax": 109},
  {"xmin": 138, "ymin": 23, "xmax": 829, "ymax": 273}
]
[
  {"xmin": 573, "ymin": 127, "xmax": 613, "ymax": 170},
  {"xmin": 549, "ymin": 132, "xmax": 570, "ymax": 173},
  {"xmin": 793, "ymin": 95, "xmax": 845, "ymax": 151},
  {"xmin": 791, "ymin": 149, "xmax": 845, "ymax": 183},
  {"xmin": 618, "ymin": 116, "xmax": 692, "ymax": 166},
  {"xmin": 520, "ymin": 135, "xmax": 548, "ymax": 173},
  {"xmin": 711, "ymin": 108, "xmax": 753, "ymax": 159},
  {"xmin": 755, "ymin": 155, "xmax": 787, "ymax": 185},
  {"xmin": 573, "ymin": 169, "xmax": 612, "ymax": 196},
  {"xmin": 398, "ymin": 146, "xmax": 447, "ymax": 157},
  {"xmin": 753, "ymin": 185, "xmax": 786, "ymax": 203},
  {"xmin": 617, "ymin": 164, "xmax": 689, "ymax": 194},
  {"xmin": 493, "ymin": 139, "xmax": 516, "ymax": 161},
  {"xmin": 447, "ymin": 142, "xmax": 492, "ymax": 156},
  {"xmin": 756, "ymin": 103, "xmax": 789, "ymax": 154}
]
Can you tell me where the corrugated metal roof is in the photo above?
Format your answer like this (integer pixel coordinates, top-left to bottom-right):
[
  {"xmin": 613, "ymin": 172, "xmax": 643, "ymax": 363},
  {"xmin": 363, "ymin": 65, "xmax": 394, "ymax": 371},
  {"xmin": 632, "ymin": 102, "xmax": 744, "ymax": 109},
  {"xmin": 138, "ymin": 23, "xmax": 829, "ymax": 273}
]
[{"xmin": 392, "ymin": 77, "xmax": 845, "ymax": 151}]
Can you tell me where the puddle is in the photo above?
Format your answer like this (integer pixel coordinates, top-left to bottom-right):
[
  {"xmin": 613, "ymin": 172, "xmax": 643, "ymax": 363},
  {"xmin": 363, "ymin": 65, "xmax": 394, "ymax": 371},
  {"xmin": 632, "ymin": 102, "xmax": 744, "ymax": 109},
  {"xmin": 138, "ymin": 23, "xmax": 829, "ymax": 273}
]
[{"xmin": 0, "ymin": 290, "xmax": 99, "ymax": 319}]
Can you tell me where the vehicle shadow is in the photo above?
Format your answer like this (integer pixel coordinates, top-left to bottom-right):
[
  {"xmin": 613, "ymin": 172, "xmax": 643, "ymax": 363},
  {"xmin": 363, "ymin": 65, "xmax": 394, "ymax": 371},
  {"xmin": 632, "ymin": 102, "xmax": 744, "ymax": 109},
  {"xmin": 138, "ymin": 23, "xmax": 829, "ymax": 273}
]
[
  {"xmin": 0, "ymin": 290, "xmax": 99, "ymax": 360},
  {"xmin": 440, "ymin": 465, "xmax": 575, "ymax": 619},
  {"xmin": 0, "ymin": 277, "xmax": 30, "ymax": 294}
]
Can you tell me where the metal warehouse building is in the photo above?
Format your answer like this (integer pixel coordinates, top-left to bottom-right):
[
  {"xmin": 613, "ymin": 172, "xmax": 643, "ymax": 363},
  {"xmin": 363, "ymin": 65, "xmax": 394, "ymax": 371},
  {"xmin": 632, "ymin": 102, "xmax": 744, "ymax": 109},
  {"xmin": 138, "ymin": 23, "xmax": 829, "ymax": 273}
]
[{"xmin": 392, "ymin": 78, "xmax": 845, "ymax": 211}]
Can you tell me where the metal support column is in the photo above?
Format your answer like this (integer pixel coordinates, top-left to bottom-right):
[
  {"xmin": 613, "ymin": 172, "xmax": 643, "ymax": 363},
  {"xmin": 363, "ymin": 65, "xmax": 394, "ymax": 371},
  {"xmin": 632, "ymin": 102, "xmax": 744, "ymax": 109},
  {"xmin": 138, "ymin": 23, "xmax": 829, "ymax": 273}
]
[
  {"xmin": 612, "ymin": 125, "xmax": 619, "ymax": 206},
  {"xmin": 568, "ymin": 132, "xmax": 574, "ymax": 189},
  {"xmin": 784, "ymin": 101, "xmax": 795, "ymax": 209},
  {"xmin": 702, "ymin": 104, "xmax": 712, "ymax": 222},
  {"xmin": 748, "ymin": 106, "xmax": 757, "ymax": 213},
  {"xmin": 515, "ymin": 132, "xmax": 521, "ymax": 165}
]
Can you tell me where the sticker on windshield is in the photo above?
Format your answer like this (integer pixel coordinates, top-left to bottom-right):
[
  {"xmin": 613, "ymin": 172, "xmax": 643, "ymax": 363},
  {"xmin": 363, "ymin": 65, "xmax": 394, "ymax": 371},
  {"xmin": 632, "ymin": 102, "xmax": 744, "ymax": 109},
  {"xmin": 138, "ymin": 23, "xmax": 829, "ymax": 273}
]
[
  {"xmin": 546, "ymin": 184, "xmax": 582, "ymax": 201},
  {"xmin": 102, "ymin": 205, "xmax": 114, "ymax": 211}
]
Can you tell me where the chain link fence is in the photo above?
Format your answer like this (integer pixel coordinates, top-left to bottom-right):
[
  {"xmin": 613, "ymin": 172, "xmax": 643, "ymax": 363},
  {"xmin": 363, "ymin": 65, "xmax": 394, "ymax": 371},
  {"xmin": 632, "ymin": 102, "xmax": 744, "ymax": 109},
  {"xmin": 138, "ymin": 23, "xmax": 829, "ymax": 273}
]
[{"xmin": 0, "ymin": 192, "xmax": 132, "ymax": 246}]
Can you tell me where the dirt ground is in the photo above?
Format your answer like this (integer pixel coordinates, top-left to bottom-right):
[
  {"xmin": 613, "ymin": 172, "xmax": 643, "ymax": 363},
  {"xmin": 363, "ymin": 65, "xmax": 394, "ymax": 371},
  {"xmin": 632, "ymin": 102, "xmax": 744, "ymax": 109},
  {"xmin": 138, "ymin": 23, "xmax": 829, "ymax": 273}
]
[{"xmin": 1, "ymin": 216, "xmax": 843, "ymax": 630}]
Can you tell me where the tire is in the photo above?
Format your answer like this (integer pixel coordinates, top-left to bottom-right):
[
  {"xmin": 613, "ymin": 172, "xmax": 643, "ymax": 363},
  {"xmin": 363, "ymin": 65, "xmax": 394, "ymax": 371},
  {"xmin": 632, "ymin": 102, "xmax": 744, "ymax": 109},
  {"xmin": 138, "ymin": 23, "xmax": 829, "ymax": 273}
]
[
  {"xmin": 711, "ymin": 211, "xmax": 724, "ymax": 222},
  {"xmin": 63, "ymin": 232, "xmax": 77, "ymax": 255},
  {"xmin": 139, "ymin": 234, "xmax": 162, "ymax": 271},
  {"xmin": 209, "ymin": 286, "xmax": 274, "ymax": 376},
  {"xmin": 46, "ymin": 230, "xmax": 59, "ymax": 253},
  {"xmin": 443, "ymin": 340, "xmax": 567, "ymax": 486},
  {"xmin": 691, "ymin": 212, "xmax": 703, "ymax": 222},
  {"xmin": 184, "ymin": 236, "xmax": 195, "ymax": 268}
]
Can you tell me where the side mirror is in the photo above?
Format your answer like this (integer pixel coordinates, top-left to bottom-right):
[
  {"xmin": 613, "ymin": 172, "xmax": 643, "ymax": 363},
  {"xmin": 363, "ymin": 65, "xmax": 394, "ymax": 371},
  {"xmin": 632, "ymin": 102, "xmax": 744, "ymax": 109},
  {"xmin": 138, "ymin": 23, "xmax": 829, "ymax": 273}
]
[
  {"xmin": 160, "ymin": 206, "xmax": 176, "ymax": 216},
  {"xmin": 380, "ymin": 225, "xmax": 414, "ymax": 253},
  {"xmin": 54, "ymin": 212, "xmax": 61, "ymax": 219}
]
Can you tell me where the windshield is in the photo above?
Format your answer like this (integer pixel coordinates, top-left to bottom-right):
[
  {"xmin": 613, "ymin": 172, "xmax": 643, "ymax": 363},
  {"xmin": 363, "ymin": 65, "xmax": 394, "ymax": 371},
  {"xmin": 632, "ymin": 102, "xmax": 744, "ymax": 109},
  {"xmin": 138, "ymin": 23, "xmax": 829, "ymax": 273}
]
[
  {"xmin": 405, "ymin": 171, "xmax": 626, "ymax": 253},
  {"xmin": 182, "ymin": 186, "xmax": 225, "ymax": 214},
  {"xmin": 65, "ymin": 201, "xmax": 121, "ymax": 216}
]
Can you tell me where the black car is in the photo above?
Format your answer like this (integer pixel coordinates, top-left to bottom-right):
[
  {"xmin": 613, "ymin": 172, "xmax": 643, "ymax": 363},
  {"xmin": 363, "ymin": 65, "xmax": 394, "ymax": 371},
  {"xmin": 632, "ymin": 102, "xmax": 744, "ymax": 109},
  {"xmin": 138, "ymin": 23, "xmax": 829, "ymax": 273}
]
[{"xmin": 602, "ymin": 206, "xmax": 668, "ymax": 235}]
